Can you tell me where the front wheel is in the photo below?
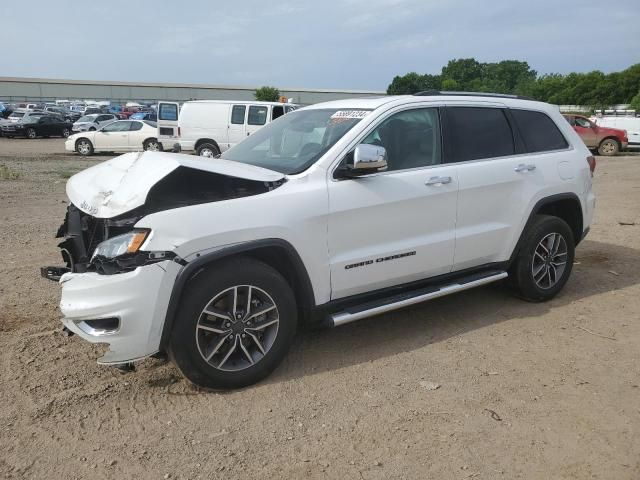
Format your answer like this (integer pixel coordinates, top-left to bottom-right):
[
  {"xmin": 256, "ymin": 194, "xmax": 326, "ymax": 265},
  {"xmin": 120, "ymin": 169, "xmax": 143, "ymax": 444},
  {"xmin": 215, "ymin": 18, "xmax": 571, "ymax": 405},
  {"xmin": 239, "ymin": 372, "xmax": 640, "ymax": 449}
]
[
  {"xmin": 509, "ymin": 215, "xmax": 575, "ymax": 302},
  {"xmin": 598, "ymin": 138, "xmax": 619, "ymax": 156},
  {"xmin": 26, "ymin": 128, "xmax": 37, "ymax": 139},
  {"xmin": 170, "ymin": 257, "xmax": 297, "ymax": 389},
  {"xmin": 75, "ymin": 138, "xmax": 94, "ymax": 156}
]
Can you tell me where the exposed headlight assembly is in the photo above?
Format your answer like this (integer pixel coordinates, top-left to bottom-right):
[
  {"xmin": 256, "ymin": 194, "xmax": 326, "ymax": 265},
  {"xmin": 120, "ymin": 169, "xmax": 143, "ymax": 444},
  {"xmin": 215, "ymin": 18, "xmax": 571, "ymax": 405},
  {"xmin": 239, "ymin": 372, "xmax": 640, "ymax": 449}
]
[{"xmin": 91, "ymin": 230, "xmax": 149, "ymax": 261}]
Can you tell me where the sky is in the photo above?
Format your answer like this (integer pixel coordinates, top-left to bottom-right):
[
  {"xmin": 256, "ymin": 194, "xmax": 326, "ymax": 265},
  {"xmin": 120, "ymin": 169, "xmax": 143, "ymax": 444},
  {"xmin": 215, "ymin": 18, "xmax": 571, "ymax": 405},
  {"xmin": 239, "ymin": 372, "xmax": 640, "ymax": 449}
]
[{"xmin": 2, "ymin": 0, "xmax": 639, "ymax": 91}]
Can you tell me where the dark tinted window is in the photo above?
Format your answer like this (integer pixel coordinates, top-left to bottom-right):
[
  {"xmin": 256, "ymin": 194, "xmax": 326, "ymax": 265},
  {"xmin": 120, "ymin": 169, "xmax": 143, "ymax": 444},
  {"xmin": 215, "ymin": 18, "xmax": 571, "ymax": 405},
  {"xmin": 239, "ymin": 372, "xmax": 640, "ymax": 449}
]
[
  {"xmin": 361, "ymin": 108, "xmax": 441, "ymax": 171},
  {"xmin": 272, "ymin": 105, "xmax": 284, "ymax": 120},
  {"xmin": 231, "ymin": 105, "xmax": 246, "ymax": 124},
  {"xmin": 445, "ymin": 107, "xmax": 514, "ymax": 162},
  {"xmin": 248, "ymin": 106, "xmax": 268, "ymax": 125},
  {"xmin": 512, "ymin": 109, "xmax": 569, "ymax": 152}
]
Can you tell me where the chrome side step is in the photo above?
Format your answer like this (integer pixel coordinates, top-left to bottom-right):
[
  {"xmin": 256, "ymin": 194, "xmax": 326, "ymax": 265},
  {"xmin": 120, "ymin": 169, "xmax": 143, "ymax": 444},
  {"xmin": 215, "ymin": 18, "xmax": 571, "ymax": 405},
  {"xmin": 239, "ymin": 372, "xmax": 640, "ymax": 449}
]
[{"xmin": 330, "ymin": 271, "xmax": 508, "ymax": 327}]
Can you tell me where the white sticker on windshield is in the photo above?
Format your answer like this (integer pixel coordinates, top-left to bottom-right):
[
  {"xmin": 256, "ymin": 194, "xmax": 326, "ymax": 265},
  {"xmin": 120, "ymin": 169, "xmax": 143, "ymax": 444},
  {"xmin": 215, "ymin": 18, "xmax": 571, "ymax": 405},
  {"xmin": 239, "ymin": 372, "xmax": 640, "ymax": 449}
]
[{"xmin": 330, "ymin": 110, "xmax": 369, "ymax": 120}]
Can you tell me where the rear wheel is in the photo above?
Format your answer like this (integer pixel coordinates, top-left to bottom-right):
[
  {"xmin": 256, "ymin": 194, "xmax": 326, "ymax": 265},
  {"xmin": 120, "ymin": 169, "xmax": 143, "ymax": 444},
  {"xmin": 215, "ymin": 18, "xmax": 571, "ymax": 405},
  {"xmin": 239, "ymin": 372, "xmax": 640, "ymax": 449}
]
[
  {"xmin": 143, "ymin": 138, "xmax": 162, "ymax": 151},
  {"xmin": 169, "ymin": 258, "xmax": 297, "ymax": 389},
  {"xmin": 509, "ymin": 215, "xmax": 575, "ymax": 302},
  {"xmin": 62, "ymin": 128, "xmax": 70, "ymax": 138},
  {"xmin": 598, "ymin": 138, "xmax": 619, "ymax": 156},
  {"xmin": 76, "ymin": 138, "xmax": 94, "ymax": 156},
  {"xmin": 26, "ymin": 128, "xmax": 37, "ymax": 139},
  {"xmin": 196, "ymin": 142, "xmax": 220, "ymax": 158},
  {"xmin": 89, "ymin": 127, "xmax": 96, "ymax": 131}
]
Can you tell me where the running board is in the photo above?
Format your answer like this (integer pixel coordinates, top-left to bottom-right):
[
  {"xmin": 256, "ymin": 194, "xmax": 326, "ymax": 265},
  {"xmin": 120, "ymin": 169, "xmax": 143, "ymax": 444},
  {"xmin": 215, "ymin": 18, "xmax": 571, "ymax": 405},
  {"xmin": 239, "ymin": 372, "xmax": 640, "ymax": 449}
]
[{"xmin": 330, "ymin": 271, "xmax": 508, "ymax": 327}]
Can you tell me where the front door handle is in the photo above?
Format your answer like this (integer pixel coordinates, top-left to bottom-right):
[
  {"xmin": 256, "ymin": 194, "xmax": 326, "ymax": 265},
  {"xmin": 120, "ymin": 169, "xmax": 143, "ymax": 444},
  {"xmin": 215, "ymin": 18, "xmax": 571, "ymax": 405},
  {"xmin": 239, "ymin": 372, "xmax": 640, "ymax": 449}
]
[
  {"xmin": 425, "ymin": 176, "xmax": 452, "ymax": 186},
  {"xmin": 514, "ymin": 163, "xmax": 536, "ymax": 172}
]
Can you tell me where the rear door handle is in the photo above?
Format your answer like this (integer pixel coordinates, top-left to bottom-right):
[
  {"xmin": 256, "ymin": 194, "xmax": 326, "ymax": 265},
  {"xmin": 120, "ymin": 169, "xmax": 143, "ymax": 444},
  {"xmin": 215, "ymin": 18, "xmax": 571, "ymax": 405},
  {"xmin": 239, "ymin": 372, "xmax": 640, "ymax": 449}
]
[
  {"xmin": 425, "ymin": 176, "xmax": 452, "ymax": 186},
  {"xmin": 514, "ymin": 163, "xmax": 536, "ymax": 172}
]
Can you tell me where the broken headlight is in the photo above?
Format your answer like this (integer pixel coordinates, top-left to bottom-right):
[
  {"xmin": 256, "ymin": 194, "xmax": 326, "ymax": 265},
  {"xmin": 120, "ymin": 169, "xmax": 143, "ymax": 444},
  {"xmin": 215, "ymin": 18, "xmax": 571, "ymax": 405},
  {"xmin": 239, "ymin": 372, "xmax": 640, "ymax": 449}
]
[{"xmin": 91, "ymin": 229, "xmax": 149, "ymax": 261}]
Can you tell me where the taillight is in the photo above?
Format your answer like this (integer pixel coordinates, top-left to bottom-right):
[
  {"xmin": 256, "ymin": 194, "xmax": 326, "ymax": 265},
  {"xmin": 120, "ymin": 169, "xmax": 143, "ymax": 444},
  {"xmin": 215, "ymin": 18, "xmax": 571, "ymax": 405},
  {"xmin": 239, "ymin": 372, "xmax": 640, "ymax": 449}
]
[
  {"xmin": 177, "ymin": 126, "xmax": 181, "ymax": 137},
  {"xmin": 587, "ymin": 155, "xmax": 596, "ymax": 176}
]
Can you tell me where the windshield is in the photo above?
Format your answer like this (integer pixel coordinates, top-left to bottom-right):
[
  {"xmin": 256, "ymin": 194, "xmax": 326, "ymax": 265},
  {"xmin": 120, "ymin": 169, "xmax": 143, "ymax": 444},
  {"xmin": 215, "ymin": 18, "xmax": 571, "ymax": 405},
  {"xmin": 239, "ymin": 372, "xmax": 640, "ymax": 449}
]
[
  {"xmin": 221, "ymin": 108, "xmax": 369, "ymax": 174},
  {"xmin": 77, "ymin": 115, "xmax": 95, "ymax": 123}
]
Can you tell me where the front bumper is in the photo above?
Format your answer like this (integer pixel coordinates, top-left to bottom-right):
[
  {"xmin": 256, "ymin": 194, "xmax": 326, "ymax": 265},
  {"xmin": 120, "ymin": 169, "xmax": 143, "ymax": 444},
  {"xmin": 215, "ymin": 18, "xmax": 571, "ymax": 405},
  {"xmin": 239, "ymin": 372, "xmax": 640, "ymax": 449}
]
[
  {"xmin": 64, "ymin": 138, "xmax": 75, "ymax": 152},
  {"xmin": 59, "ymin": 260, "xmax": 180, "ymax": 364}
]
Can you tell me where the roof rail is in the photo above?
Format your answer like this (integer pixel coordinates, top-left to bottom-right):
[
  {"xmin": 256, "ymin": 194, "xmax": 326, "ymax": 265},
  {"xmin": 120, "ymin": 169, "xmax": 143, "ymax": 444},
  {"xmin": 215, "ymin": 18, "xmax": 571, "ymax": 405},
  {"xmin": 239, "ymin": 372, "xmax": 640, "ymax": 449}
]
[{"xmin": 413, "ymin": 90, "xmax": 534, "ymax": 101}]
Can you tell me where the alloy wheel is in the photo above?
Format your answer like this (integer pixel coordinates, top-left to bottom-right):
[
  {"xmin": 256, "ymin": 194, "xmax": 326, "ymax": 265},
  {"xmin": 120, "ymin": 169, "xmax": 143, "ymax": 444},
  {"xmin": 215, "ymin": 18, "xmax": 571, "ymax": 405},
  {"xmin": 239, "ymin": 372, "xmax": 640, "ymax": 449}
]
[
  {"xmin": 195, "ymin": 285, "xmax": 279, "ymax": 372},
  {"xmin": 199, "ymin": 148, "xmax": 214, "ymax": 158},
  {"xmin": 77, "ymin": 141, "xmax": 90, "ymax": 155},
  {"xmin": 531, "ymin": 232, "xmax": 568, "ymax": 289}
]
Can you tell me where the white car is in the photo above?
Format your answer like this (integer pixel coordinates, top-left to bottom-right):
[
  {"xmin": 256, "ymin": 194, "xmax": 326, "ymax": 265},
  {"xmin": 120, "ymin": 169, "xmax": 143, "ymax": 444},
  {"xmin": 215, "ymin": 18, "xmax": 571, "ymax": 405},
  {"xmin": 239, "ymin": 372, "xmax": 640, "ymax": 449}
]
[
  {"xmin": 65, "ymin": 120, "xmax": 161, "ymax": 155},
  {"xmin": 72, "ymin": 113, "xmax": 118, "ymax": 133},
  {"xmin": 45, "ymin": 92, "xmax": 595, "ymax": 389},
  {"xmin": 157, "ymin": 100, "xmax": 297, "ymax": 157}
]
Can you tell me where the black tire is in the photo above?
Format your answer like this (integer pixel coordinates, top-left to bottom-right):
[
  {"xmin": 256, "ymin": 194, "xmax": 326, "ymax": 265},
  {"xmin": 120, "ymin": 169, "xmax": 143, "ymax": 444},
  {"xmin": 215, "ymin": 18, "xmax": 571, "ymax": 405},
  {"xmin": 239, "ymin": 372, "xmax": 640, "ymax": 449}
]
[
  {"xmin": 143, "ymin": 138, "xmax": 162, "ymax": 152},
  {"xmin": 26, "ymin": 128, "xmax": 37, "ymax": 139},
  {"xmin": 196, "ymin": 142, "xmax": 220, "ymax": 158},
  {"xmin": 509, "ymin": 215, "xmax": 575, "ymax": 302},
  {"xmin": 169, "ymin": 257, "xmax": 297, "ymax": 389},
  {"xmin": 75, "ymin": 138, "xmax": 94, "ymax": 156},
  {"xmin": 598, "ymin": 138, "xmax": 619, "ymax": 156},
  {"xmin": 89, "ymin": 127, "xmax": 96, "ymax": 131},
  {"xmin": 61, "ymin": 128, "xmax": 70, "ymax": 138}
]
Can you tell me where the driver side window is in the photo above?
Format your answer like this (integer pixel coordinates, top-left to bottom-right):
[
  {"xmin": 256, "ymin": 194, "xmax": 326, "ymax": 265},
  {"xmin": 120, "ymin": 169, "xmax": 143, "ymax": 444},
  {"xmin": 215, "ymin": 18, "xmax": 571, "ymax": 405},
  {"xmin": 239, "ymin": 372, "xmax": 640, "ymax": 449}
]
[
  {"xmin": 361, "ymin": 108, "xmax": 441, "ymax": 172},
  {"xmin": 102, "ymin": 121, "xmax": 129, "ymax": 132},
  {"xmin": 575, "ymin": 117, "xmax": 591, "ymax": 128}
]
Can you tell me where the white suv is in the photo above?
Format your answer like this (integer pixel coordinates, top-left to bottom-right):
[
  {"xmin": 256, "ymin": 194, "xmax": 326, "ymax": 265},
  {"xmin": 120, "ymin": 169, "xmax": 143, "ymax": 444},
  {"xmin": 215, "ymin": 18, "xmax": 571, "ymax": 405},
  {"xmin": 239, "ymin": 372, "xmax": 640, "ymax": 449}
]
[{"xmin": 43, "ymin": 92, "xmax": 596, "ymax": 389}]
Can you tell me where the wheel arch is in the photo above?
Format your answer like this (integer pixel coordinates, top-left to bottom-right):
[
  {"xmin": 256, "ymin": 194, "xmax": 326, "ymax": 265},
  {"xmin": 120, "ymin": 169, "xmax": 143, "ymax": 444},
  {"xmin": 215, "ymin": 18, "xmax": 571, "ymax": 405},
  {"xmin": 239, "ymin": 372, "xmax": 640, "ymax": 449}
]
[
  {"xmin": 194, "ymin": 138, "xmax": 220, "ymax": 151},
  {"xmin": 159, "ymin": 239, "xmax": 316, "ymax": 351},
  {"xmin": 509, "ymin": 193, "xmax": 584, "ymax": 266},
  {"xmin": 599, "ymin": 136, "xmax": 621, "ymax": 148}
]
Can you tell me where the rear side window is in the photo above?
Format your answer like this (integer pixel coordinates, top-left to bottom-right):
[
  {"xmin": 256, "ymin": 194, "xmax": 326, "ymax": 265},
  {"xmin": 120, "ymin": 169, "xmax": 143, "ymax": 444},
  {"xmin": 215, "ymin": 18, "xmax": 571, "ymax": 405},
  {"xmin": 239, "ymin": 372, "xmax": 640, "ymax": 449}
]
[
  {"xmin": 129, "ymin": 121, "xmax": 143, "ymax": 131},
  {"xmin": 512, "ymin": 110, "xmax": 569, "ymax": 153},
  {"xmin": 445, "ymin": 107, "xmax": 514, "ymax": 162},
  {"xmin": 231, "ymin": 105, "xmax": 246, "ymax": 124},
  {"xmin": 159, "ymin": 103, "xmax": 178, "ymax": 121},
  {"xmin": 248, "ymin": 106, "xmax": 268, "ymax": 125}
]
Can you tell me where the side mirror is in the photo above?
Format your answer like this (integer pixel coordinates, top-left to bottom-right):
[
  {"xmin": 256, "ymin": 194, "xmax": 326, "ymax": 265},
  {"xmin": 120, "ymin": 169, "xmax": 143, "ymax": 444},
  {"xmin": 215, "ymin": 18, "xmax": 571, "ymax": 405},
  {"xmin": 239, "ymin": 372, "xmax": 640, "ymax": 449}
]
[{"xmin": 349, "ymin": 144, "xmax": 388, "ymax": 174}]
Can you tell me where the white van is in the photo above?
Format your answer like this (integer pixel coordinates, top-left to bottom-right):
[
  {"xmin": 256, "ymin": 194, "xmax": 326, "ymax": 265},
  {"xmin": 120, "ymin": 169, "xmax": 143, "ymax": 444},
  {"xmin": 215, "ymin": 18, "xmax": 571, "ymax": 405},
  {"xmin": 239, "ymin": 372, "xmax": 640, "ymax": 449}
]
[
  {"xmin": 592, "ymin": 116, "xmax": 640, "ymax": 149},
  {"xmin": 157, "ymin": 100, "xmax": 298, "ymax": 157}
]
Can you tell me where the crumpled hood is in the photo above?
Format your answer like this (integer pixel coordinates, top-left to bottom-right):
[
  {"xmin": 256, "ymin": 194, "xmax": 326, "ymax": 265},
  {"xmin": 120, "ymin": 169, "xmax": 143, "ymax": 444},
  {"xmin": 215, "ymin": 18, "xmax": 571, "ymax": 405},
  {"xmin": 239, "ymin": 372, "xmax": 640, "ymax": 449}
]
[{"xmin": 66, "ymin": 151, "xmax": 285, "ymax": 218}]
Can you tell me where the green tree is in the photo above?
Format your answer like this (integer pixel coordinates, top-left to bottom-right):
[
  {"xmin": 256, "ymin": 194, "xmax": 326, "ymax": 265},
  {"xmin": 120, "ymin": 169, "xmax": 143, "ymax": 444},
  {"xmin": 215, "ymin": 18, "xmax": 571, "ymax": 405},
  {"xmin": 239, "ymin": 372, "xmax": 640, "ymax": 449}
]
[
  {"xmin": 441, "ymin": 58, "xmax": 483, "ymax": 91},
  {"xmin": 254, "ymin": 86, "xmax": 280, "ymax": 102},
  {"xmin": 386, "ymin": 73, "xmax": 441, "ymax": 94}
]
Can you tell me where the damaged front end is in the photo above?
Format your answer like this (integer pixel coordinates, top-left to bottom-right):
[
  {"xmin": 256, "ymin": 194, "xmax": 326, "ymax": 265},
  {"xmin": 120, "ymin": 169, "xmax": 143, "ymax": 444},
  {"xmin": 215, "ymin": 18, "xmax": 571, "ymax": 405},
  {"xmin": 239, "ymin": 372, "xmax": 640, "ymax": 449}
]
[{"xmin": 41, "ymin": 151, "xmax": 286, "ymax": 280}]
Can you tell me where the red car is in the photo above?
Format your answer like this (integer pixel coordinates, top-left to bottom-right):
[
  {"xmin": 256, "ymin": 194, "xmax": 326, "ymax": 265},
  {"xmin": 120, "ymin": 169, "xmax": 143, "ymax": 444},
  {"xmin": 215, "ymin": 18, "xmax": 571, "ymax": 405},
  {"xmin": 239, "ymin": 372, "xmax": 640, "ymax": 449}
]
[{"xmin": 563, "ymin": 114, "xmax": 628, "ymax": 156}]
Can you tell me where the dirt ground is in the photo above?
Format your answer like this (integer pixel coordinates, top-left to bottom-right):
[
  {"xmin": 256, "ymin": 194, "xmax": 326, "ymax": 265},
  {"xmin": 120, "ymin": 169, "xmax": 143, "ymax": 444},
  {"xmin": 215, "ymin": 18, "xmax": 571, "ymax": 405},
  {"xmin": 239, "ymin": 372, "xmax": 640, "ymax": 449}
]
[{"xmin": 1, "ymin": 137, "xmax": 639, "ymax": 480}]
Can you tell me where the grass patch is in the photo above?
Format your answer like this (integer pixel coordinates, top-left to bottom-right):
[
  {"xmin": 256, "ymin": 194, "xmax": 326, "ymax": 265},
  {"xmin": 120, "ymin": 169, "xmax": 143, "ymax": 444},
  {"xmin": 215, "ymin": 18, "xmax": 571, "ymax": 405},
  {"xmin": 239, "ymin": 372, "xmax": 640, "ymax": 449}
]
[{"xmin": 0, "ymin": 164, "xmax": 20, "ymax": 180}]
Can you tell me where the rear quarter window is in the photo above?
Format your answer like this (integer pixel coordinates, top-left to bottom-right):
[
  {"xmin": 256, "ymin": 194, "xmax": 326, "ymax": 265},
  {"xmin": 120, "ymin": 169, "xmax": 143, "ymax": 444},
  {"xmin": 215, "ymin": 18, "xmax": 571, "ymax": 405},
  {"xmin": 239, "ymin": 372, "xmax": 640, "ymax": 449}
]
[{"xmin": 512, "ymin": 109, "xmax": 569, "ymax": 153}]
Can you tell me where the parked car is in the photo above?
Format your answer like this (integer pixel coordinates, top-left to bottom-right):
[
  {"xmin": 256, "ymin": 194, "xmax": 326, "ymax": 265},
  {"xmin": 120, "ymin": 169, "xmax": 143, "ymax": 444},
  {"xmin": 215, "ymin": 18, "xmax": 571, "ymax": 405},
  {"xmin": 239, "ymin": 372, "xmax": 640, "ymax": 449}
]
[
  {"xmin": 591, "ymin": 115, "xmax": 640, "ymax": 150},
  {"xmin": 66, "ymin": 120, "xmax": 161, "ymax": 155},
  {"xmin": 157, "ymin": 100, "xmax": 298, "ymax": 157},
  {"xmin": 563, "ymin": 114, "xmax": 627, "ymax": 156},
  {"xmin": 2, "ymin": 114, "xmax": 71, "ymax": 138},
  {"xmin": 44, "ymin": 105, "xmax": 81, "ymax": 122},
  {"xmin": 72, "ymin": 114, "xmax": 118, "ymax": 133},
  {"xmin": 43, "ymin": 92, "xmax": 595, "ymax": 389},
  {"xmin": 130, "ymin": 111, "xmax": 158, "ymax": 122}
]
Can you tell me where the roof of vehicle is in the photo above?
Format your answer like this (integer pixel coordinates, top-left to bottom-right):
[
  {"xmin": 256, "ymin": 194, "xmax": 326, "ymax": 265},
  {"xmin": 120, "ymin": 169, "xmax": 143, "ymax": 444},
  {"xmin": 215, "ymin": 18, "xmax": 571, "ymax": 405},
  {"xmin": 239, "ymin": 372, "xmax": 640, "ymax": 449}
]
[
  {"xmin": 184, "ymin": 100, "xmax": 297, "ymax": 106},
  {"xmin": 303, "ymin": 94, "xmax": 554, "ymax": 112}
]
